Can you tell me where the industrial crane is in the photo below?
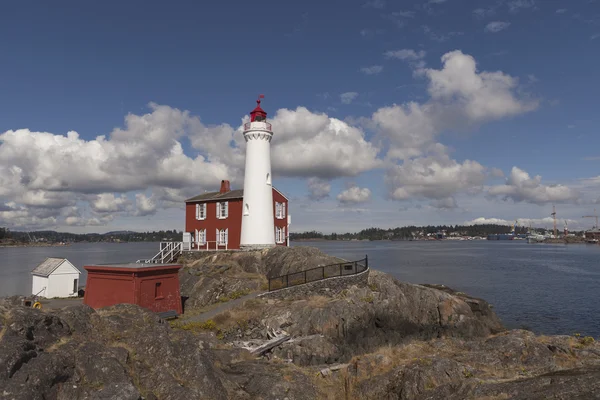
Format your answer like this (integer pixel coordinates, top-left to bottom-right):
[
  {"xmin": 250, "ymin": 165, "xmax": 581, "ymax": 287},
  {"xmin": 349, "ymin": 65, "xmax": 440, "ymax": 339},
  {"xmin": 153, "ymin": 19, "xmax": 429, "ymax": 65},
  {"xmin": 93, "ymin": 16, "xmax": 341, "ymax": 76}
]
[
  {"xmin": 551, "ymin": 205, "xmax": 557, "ymax": 238},
  {"xmin": 582, "ymin": 209, "xmax": 599, "ymax": 229}
]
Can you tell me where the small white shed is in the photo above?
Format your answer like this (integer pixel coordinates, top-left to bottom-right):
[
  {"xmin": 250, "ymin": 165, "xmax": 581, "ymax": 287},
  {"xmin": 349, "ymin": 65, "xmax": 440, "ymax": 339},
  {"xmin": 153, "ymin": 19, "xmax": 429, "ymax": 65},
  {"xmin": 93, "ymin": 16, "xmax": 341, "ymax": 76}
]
[{"xmin": 31, "ymin": 258, "xmax": 81, "ymax": 298}]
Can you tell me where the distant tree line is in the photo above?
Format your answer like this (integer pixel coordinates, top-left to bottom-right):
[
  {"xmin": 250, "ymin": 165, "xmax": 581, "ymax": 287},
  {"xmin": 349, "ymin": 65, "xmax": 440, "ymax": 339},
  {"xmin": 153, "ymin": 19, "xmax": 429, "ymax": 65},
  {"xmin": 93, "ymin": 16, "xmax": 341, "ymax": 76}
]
[
  {"xmin": 1, "ymin": 228, "xmax": 183, "ymax": 243},
  {"xmin": 290, "ymin": 224, "xmax": 577, "ymax": 241},
  {"xmin": 0, "ymin": 227, "xmax": 11, "ymax": 240}
]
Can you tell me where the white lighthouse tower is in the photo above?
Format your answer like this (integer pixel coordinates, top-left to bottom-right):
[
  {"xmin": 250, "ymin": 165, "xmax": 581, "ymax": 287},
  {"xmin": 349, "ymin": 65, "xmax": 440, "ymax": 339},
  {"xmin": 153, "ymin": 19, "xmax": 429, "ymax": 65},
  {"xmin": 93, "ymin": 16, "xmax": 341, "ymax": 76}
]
[{"xmin": 240, "ymin": 95, "xmax": 276, "ymax": 250}]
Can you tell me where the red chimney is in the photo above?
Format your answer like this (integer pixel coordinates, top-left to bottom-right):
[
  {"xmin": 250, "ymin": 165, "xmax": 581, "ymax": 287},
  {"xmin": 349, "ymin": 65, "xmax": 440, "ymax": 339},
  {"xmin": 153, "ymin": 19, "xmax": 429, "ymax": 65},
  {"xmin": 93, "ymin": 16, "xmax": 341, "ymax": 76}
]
[{"xmin": 220, "ymin": 180, "xmax": 231, "ymax": 193}]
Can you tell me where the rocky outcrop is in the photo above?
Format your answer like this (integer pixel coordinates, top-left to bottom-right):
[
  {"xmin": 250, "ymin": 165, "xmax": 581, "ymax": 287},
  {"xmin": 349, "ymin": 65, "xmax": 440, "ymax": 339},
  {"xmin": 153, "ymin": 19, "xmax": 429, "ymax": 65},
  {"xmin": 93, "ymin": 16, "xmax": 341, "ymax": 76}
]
[
  {"xmin": 0, "ymin": 299, "xmax": 318, "ymax": 400},
  {"xmin": 211, "ymin": 270, "xmax": 504, "ymax": 366},
  {"xmin": 177, "ymin": 246, "xmax": 345, "ymax": 310},
  {"xmin": 341, "ymin": 330, "xmax": 600, "ymax": 399}
]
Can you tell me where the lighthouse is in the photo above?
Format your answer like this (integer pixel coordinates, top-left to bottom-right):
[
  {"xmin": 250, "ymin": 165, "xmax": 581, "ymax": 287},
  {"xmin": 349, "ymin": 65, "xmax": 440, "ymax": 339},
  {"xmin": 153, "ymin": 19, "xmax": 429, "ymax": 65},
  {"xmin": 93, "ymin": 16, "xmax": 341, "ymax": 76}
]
[{"xmin": 240, "ymin": 95, "xmax": 276, "ymax": 249}]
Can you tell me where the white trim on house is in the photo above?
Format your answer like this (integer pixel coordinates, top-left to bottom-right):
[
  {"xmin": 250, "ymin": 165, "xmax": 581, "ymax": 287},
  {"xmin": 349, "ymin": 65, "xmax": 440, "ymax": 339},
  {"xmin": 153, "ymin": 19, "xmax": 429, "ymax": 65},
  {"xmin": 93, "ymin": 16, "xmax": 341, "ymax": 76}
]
[
  {"xmin": 195, "ymin": 203, "xmax": 206, "ymax": 220},
  {"xmin": 216, "ymin": 201, "xmax": 229, "ymax": 219},
  {"xmin": 275, "ymin": 226, "xmax": 286, "ymax": 244}
]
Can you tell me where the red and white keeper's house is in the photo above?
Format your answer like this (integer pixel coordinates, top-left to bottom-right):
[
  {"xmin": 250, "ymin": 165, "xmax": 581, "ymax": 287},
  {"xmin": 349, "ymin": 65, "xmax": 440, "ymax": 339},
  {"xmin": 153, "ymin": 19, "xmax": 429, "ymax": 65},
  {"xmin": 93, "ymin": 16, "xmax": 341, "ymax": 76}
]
[{"xmin": 184, "ymin": 96, "xmax": 290, "ymax": 250}]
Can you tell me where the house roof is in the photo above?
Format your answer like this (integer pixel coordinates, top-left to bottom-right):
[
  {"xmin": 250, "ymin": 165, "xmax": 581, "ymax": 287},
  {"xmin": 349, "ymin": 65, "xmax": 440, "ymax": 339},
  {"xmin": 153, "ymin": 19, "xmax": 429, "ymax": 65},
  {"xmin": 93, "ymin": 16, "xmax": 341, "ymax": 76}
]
[
  {"xmin": 31, "ymin": 257, "xmax": 81, "ymax": 277},
  {"xmin": 185, "ymin": 187, "xmax": 288, "ymax": 203},
  {"xmin": 185, "ymin": 189, "xmax": 244, "ymax": 203}
]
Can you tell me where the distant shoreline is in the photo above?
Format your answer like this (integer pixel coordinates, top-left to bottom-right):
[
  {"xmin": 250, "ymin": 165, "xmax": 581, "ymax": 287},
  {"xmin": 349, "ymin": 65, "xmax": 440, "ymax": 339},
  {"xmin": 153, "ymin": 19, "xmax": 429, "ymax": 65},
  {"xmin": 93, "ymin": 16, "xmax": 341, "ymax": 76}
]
[{"xmin": 0, "ymin": 242, "xmax": 70, "ymax": 248}]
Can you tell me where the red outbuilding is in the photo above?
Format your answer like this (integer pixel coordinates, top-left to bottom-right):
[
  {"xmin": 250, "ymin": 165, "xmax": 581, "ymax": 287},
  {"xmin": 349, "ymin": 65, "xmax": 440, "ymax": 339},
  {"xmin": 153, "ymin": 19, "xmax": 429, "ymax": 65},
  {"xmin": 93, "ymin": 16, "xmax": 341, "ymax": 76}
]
[
  {"xmin": 184, "ymin": 179, "xmax": 290, "ymax": 250},
  {"xmin": 83, "ymin": 263, "xmax": 183, "ymax": 314}
]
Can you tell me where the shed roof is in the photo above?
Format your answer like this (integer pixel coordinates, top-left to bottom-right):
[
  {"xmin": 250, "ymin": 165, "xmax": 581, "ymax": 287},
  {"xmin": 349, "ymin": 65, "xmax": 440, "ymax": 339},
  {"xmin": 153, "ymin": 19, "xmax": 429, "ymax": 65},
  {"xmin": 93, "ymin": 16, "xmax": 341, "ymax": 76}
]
[
  {"xmin": 31, "ymin": 258, "xmax": 81, "ymax": 277},
  {"xmin": 185, "ymin": 187, "xmax": 288, "ymax": 203}
]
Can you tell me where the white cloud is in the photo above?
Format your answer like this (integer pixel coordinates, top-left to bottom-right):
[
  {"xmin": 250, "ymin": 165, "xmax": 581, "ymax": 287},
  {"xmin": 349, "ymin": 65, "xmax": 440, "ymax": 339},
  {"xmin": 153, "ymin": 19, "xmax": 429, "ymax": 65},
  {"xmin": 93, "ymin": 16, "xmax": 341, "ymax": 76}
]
[
  {"xmin": 270, "ymin": 107, "xmax": 380, "ymax": 178},
  {"xmin": 385, "ymin": 154, "xmax": 486, "ymax": 202},
  {"xmin": 135, "ymin": 193, "xmax": 157, "ymax": 216},
  {"xmin": 473, "ymin": 8, "xmax": 496, "ymax": 18},
  {"xmin": 0, "ymin": 102, "xmax": 381, "ymax": 229},
  {"xmin": 374, "ymin": 50, "xmax": 538, "ymax": 162},
  {"xmin": 465, "ymin": 216, "xmax": 578, "ymax": 228},
  {"xmin": 488, "ymin": 167, "xmax": 579, "ymax": 204},
  {"xmin": 360, "ymin": 65, "xmax": 384, "ymax": 75},
  {"xmin": 307, "ymin": 178, "xmax": 331, "ymax": 201},
  {"xmin": 337, "ymin": 186, "xmax": 372, "ymax": 204},
  {"xmin": 340, "ymin": 92, "xmax": 359, "ymax": 104},
  {"xmin": 507, "ymin": 0, "xmax": 536, "ymax": 13},
  {"xmin": 490, "ymin": 168, "xmax": 505, "ymax": 178},
  {"xmin": 556, "ymin": 9, "xmax": 567, "ymax": 14},
  {"xmin": 430, "ymin": 197, "xmax": 458, "ymax": 209},
  {"xmin": 485, "ymin": 21, "xmax": 511, "ymax": 33},
  {"xmin": 384, "ymin": 49, "xmax": 426, "ymax": 61},
  {"xmin": 90, "ymin": 193, "xmax": 131, "ymax": 213}
]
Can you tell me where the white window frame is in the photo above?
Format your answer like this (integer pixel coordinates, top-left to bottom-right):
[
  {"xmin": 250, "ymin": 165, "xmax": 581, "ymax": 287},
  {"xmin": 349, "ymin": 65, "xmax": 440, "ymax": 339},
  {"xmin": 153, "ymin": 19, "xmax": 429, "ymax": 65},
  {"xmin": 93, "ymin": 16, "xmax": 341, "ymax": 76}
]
[
  {"xmin": 275, "ymin": 226, "xmax": 286, "ymax": 244},
  {"xmin": 195, "ymin": 203, "xmax": 206, "ymax": 220},
  {"xmin": 216, "ymin": 201, "xmax": 228, "ymax": 219},
  {"xmin": 217, "ymin": 228, "xmax": 228, "ymax": 245},
  {"xmin": 275, "ymin": 202, "xmax": 286, "ymax": 219},
  {"xmin": 197, "ymin": 229, "xmax": 206, "ymax": 245}
]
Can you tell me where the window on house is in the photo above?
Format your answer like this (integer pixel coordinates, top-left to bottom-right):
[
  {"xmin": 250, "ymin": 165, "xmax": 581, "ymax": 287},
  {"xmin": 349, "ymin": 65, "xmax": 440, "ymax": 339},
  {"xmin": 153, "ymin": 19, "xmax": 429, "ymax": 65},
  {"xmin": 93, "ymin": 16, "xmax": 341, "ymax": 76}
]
[
  {"xmin": 73, "ymin": 279, "xmax": 78, "ymax": 294},
  {"xmin": 217, "ymin": 229, "xmax": 228, "ymax": 245},
  {"xmin": 275, "ymin": 226, "xmax": 285, "ymax": 244},
  {"xmin": 276, "ymin": 202, "xmax": 286, "ymax": 219},
  {"xmin": 197, "ymin": 229, "xmax": 206, "ymax": 244},
  {"xmin": 195, "ymin": 203, "xmax": 206, "ymax": 220},
  {"xmin": 216, "ymin": 202, "xmax": 228, "ymax": 219},
  {"xmin": 155, "ymin": 282, "xmax": 163, "ymax": 299}
]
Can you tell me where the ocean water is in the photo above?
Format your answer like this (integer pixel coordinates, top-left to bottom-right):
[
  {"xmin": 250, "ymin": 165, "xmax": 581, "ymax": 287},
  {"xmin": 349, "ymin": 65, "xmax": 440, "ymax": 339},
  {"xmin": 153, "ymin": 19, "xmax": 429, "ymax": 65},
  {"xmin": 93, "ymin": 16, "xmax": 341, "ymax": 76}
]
[{"xmin": 1, "ymin": 240, "xmax": 598, "ymax": 337}]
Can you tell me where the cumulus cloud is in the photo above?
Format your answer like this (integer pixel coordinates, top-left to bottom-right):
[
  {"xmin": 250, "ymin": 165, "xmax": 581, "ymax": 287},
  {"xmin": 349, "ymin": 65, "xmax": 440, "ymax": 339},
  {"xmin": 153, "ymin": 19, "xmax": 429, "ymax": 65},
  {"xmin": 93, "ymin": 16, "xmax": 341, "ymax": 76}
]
[
  {"xmin": 0, "ymin": 102, "xmax": 381, "ymax": 229},
  {"xmin": 466, "ymin": 216, "xmax": 578, "ymax": 229},
  {"xmin": 488, "ymin": 167, "xmax": 579, "ymax": 204},
  {"xmin": 340, "ymin": 92, "xmax": 359, "ymax": 104},
  {"xmin": 360, "ymin": 65, "xmax": 384, "ymax": 75},
  {"xmin": 337, "ymin": 186, "xmax": 372, "ymax": 204},
  {"xmin": 430, "ymin": 197, "xmax": 458, "ymax": 209},
  {"xmin": 374, "ymin": 50, "xmax": 539, "ymax": 163},
  {"xmin": 485, "ymin": 21, "xmax": 511, "ymax": 33},
  {"xmin": 385, "ymin": 154, "xmax": 486, "ymax": 202},
  {"xmin": 270, "ymin": 107, "xmax": 380, "ymax": 179},
  {"xmin": 0, "ymin": 50, "xmax": 552, "ymax": 230},
  {"xmin": 307, "ymin": 178, "xmax": 331, "ymax": 201},
  {"xmin": 384, "ymin": 49, "xmax": 426, "ymax": 61}
]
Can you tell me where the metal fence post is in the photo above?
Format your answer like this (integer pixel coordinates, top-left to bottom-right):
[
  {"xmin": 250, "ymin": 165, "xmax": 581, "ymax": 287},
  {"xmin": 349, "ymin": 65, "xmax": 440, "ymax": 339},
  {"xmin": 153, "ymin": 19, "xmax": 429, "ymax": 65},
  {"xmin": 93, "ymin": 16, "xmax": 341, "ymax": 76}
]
[
  {"xmin": 339, "ymin": 263, "xmax": 342, "ymax": 277},
  {"xmin": 354, "ymin": 262, "xmax": 357, "ymax": 274},
  {"xmin": 365, "ymin": 254, "xmax": 368, "ymax": 269},
  {"xmin": 322, "ymin": 267, "xmax": 325, "ymax": 279},
  {"xmin": 268, "ymin": 279, "xmax": 271, "ymax": 291}
]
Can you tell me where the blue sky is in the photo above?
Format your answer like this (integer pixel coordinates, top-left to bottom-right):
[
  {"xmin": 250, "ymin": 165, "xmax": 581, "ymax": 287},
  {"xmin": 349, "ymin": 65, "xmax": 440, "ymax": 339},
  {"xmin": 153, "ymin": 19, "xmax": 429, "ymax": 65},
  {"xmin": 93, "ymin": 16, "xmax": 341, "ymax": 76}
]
[{"xmin": 1, "ymin": 0, "xmax": 599, "ymax": 233}]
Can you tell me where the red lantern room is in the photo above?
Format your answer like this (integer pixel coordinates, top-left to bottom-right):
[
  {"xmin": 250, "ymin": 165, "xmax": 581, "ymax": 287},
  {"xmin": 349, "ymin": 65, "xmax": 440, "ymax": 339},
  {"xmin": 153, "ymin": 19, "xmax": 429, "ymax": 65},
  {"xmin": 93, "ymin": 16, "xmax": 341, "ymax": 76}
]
[{"xmin": 250, "ymin": 94, "xmax": 267, "ymax": 122}]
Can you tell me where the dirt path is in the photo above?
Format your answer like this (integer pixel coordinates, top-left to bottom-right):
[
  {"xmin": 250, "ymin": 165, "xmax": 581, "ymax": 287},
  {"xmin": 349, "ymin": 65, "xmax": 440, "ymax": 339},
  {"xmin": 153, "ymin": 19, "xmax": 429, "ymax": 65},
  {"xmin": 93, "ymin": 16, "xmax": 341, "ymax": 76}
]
[{"xmin": 182, "ymin": 291, "xmax": 263, "ymax": 323}]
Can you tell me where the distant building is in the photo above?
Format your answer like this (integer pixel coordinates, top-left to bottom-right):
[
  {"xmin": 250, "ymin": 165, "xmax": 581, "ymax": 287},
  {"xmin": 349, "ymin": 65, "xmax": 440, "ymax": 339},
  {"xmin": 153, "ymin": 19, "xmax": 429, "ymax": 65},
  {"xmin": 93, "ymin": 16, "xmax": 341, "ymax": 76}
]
[
  {"xmin": 184, "ymin": 180, "xmax": 289, "ymax": 250},
  {"xmin": 584, "ymin": 228, "xmax": 600, "ymax": 241},
  {"xmin": 31, "ymin": 257, "xmax": 81, "ymax": 298}
]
